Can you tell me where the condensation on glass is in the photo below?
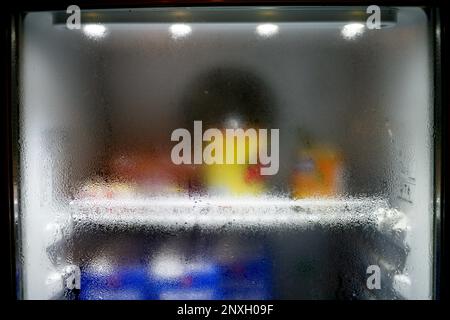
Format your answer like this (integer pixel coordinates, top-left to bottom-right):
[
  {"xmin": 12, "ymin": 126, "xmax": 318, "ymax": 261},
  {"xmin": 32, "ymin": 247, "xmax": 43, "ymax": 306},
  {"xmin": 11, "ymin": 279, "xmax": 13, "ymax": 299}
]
[{"xmin": 16, "ymin": 6, "xmax": 434, "ymax": 300}]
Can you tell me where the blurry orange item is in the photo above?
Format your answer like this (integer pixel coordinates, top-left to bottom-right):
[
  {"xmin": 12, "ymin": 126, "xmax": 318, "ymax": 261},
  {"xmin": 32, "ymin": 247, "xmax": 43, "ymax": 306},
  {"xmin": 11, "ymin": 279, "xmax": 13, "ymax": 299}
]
[
  {"xmin": 108, "ymin": 151, "xmax": 196, "ymax": 193},
  {"xmin": 77, "ymin": 179, "xmax": 136, "ymax": 199},
  {"xmin": 291, "ymin": 139, "xmax": 343, "ymax": 198}
]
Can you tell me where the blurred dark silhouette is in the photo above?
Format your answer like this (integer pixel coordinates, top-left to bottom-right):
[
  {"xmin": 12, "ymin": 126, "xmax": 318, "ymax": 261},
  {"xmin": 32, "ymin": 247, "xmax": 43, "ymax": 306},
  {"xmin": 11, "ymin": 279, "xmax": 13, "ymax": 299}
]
[{"xmin": 182, "ymin": 66, "xmax": 276, "ymax": 129}]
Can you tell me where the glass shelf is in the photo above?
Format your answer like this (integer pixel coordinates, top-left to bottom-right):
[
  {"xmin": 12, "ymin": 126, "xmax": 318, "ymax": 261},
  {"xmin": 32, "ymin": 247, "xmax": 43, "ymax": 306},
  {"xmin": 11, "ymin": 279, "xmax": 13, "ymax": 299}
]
[{"xmin": 69, "ymin": 196, "xmax": 395, "ymax": 231}]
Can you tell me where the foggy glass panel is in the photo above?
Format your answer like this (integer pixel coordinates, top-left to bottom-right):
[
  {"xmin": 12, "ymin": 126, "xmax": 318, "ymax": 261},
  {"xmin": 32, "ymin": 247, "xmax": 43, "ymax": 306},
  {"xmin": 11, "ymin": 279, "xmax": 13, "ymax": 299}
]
[{"xmin": 17, "ymin": 7, "xmax": 433, "ymax": 300}]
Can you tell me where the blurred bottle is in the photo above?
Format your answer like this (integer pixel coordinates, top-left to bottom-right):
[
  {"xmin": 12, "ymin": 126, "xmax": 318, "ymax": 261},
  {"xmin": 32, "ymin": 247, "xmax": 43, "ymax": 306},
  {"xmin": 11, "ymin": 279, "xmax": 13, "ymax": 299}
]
[
  {"xmin": 291, "ymin": 130, "xmax": 344, "ymax": 198},
  {"xmin": 202, "ymin": 125, "xmax": 266, "ymax": 195},
  {"xmin": 183, "ymin": 67, "xmax": 276, "ymax": 195}
]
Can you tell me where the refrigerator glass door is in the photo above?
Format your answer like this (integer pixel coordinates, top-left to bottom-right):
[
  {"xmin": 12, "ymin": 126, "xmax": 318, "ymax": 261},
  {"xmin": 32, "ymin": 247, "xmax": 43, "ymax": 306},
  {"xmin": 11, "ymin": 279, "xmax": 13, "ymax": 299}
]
[{"xmin": 16, "ymin": 6, "xmax": 434, "ymax": 299}]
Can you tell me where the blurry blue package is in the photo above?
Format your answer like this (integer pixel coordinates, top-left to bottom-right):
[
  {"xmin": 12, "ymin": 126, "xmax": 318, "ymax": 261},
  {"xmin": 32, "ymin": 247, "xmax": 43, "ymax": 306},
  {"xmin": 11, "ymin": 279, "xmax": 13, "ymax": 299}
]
[
  {"xmin": 80, "ymin": 254, "xmax": 221, "ymax": 300},
  {"xmin": 213, "ymin": 238, "xmax": 273, "ymax": 300},
  {"xmin": 79, "ymin": 239, "xmax": 272, "ymax": 300},
  {"xmin": 80, "ymin": 263, "xmax": 152, "ymax": 300},
  {"xmin": 217, "ymin": 253, "xmax": 272, "ymax": 300},
  {"xmin": 148, "ymin": 261, "xmax": 221, "ymax": 300}
]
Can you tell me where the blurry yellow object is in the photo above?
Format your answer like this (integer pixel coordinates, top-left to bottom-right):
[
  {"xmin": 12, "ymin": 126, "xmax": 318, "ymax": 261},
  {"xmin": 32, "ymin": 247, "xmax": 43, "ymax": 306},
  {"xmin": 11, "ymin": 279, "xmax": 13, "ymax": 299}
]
[{"xmin": 203, "ymin": 129, "xmax": 266, "ymax": 195}]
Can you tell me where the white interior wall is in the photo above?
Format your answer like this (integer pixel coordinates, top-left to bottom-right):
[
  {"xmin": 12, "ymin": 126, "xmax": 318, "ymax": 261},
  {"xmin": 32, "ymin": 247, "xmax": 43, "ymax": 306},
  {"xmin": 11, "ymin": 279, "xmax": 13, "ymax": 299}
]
[
  {"xmin": 20, "ymin": 12, "xmax": 103, "ymax": 299},
  {"xmin": 373, "ymin": 8, "xmax": 433, "ymax": 299},
  {"xmin": 338, "ymin": 7, "xmax": 432, "ymax": 298}
]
